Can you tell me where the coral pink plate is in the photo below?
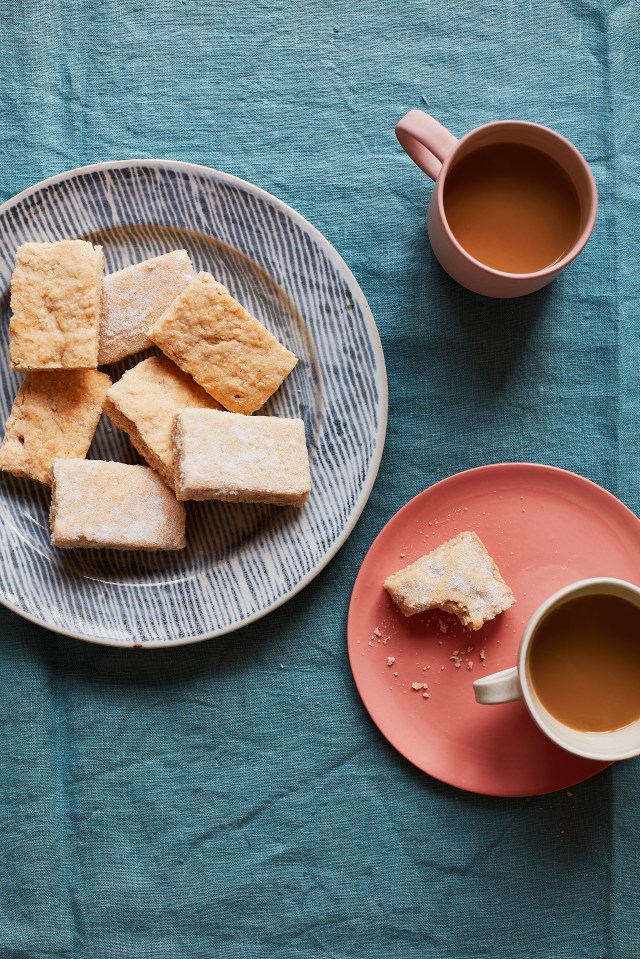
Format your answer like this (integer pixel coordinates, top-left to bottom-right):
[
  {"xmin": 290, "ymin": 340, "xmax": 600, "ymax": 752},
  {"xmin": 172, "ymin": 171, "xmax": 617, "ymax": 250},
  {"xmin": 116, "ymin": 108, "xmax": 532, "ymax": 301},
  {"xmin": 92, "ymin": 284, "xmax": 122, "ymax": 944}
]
[{"xmin": 348, "ymin": 463, "xmax": 640, "ymax": 796}]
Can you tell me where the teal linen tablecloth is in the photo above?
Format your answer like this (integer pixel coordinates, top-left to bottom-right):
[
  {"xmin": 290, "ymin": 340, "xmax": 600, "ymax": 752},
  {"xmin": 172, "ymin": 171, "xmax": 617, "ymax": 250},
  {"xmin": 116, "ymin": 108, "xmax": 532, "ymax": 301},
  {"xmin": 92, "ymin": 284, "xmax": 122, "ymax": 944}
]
[{"xmin": 1, "ymin": 2, "xmax": 639, "ymax": 957}]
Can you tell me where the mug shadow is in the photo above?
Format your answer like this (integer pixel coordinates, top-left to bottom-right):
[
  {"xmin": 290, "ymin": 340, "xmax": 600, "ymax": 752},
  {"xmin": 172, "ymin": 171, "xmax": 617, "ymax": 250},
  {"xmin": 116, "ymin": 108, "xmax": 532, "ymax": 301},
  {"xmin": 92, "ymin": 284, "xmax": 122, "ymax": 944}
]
[
  {"xmin": 387, "ymin": 730, "xmax": 613, "ymax": 864},
  {"xmin": 409, "ymin": 228, "xmax": 554, "ymax": 393}
]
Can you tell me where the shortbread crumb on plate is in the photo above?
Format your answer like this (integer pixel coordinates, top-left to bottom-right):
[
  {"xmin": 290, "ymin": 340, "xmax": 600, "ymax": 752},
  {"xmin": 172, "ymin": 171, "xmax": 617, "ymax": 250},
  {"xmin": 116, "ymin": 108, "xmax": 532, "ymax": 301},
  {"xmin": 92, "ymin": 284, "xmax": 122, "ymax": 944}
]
[
  {"xmin": 103, "ymin": 355, "xmax": 221, "ymax": 489},
  {"xmin": 98, "ymin": 250, "xmax": 195, "ymax": 364},
  {"xmin": 50, "ymin": 460, "xmax": 186, "ymax": 551},
  {"xmin": 173, "ymin": 408, "xmax": 311, "ymax": 506},
  {"xmin": 384, "ymin": 530, "xmax": 515, "ymax": 630},
  {"xmin": 148, "ymin": 271, "xmax": 298, "ymax": 414},
  {"xmin": 0, "ymin": 370, "xmax": 111, "ymax": 485},
  {"xmin": 10, "ymin": 240, "xmax": 103, "ymax": 370}
]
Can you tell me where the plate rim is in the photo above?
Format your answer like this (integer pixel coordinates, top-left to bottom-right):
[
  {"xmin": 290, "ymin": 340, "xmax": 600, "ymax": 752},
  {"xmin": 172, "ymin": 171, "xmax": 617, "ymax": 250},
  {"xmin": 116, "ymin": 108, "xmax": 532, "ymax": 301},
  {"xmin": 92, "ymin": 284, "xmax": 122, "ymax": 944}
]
[
  {"xmin": 347, "ymin": 461, "xmax": 640, "ymax": 796},
  {"xmin": 0, "ymin": 158, "xmax": 388, "ymax": 648}
]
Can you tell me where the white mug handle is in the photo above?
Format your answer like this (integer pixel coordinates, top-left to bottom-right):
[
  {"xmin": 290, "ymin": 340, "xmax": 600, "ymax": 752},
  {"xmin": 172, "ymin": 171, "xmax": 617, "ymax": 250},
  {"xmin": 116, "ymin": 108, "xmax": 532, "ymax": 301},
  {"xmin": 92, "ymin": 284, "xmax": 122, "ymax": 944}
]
[{"xmin": 473, "ymin": 667, "xmax": 523, "ymax": 705}]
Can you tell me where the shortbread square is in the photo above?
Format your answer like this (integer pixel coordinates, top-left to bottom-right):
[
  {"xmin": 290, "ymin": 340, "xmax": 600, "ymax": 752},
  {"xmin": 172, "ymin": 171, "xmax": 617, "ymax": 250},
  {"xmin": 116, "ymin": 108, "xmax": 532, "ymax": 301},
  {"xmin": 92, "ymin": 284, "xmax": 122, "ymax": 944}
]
[
  {"xmin": 384, "ymin": 531, "xmax": 515, "ymax": 630},
  {"xmin": 173, "ymin": 409, "xmax": 311, "ymax": 506},
  {"xmin": 50, "ymin": 460, "xmax": 186, "ymax": 550},
  {"xmin": 103, "ymin": 356, "xmax": 221, "ymax": 489},
  {"xmin": 98, "ymin": 250, "xmax": 195, "ymax": 364},
  {"xmin": 10, "ymin": 240, "xmax": 103, "ymax": 370},
  {"xmin": 148, "ymin": 272, "xmax": 298, "ymax": 414},
  {"xmin": 0, "ymin": 370, "xmax": 111, "ymax": 485}
]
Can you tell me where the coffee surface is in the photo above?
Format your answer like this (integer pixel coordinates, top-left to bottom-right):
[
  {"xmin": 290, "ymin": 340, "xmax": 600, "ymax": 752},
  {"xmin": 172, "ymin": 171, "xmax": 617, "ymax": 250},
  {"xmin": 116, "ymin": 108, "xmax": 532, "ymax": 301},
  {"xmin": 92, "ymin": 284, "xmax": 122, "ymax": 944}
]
[
  {"xmin": 443, "ymin": 142, "xmax": 581, "ymax": 273},
  {"xmin": 529, "ymin": 594, "xmax": 640, "ymax": 733}
]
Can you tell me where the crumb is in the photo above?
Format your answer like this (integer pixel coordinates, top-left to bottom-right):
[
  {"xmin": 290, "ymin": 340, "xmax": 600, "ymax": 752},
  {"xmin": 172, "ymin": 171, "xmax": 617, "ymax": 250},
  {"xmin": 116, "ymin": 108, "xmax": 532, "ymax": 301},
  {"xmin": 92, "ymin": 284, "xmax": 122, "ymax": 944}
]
[
  {"xmin": 411, "ymin": 682, "xmax": 428, "ymax": 691},
  {"xmin": 386, "ymin": 656, "xmax": 395, "ymax": 666},
  {"xmin": 450, "ymin": 653, "xmax": 462, "ymax": 668},
  {"xmin": 399, "ymin": 551, "xmax": 405, "ymax": 558},
  {"xmin": 480, "ymin": 649, "xmax": 486, "ymax": 661},
  {"xmin": 373, "ymin": 627, "xmax": 382, "ymax": 637},
  {"xmin": 466, "ymin": 646, "xmax": 473, "ymax": 653},
  {"xmin": 393, "ymin": 671, "xmax": 398, "ymax": 677},
  {"xmin": 438, "ymin": 618, "xmax": 448, "ymax": 633},
  {"xmin": 466, "ymin": 660, "xmax": 473, "ymax": 670},
  {"xmin": 566, "ymin": 791, "xmax": 573, "ymax": 798},
  {"xmin": 438, "ymin": 640, "xmax": 443, "ymax": 646},
  {"xmin": 422, "ymin": 692, "xmax": 430, "ymax": 699},
  {"xmin": 440, "ymin": 665, "xmax": 445, "ymax": 671},
  {"xmin": 279, "ymin": 663, "xmax": 284, "ymax": 669}
]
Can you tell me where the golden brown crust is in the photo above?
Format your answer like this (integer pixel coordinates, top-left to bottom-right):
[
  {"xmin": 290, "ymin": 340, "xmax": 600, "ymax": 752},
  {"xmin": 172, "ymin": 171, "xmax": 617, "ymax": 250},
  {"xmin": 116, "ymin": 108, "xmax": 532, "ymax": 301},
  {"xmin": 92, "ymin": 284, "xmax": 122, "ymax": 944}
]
[
  {"xmin": 50, "ymin": 460, "xmax": 186, "ymax": 550},
  {"xmin": 102, "ymin": 356, "xmax": 221, "ymax": 490},
  {"xmin": 173, "ymin": 408, "xmax": 311, "ymax": 506},
  {"xmin": 148, "ymin": 272, "xmax": 298, "ymax": 414},
  {"xmin": 384, "ymin": 531, "xmax": 515, "ymax": 630},
  {"xmin": 0, "ymin": 370, "xmax": 111, "ymax": 485},
  {"xmin": 9, "ymin": 240, "xmax": 103, "ymax": 370},
  {"xmin": 98, "ymin": 250, "xmax": 195, "ymax": 364}
]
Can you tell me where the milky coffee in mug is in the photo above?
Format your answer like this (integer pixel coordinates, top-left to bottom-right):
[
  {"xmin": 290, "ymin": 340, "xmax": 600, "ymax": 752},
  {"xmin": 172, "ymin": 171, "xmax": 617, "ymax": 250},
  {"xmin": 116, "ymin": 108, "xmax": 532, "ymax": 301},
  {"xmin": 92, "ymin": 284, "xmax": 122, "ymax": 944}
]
[
  {"xmin": 395, "ymin": 111, "xmax": 597, "ymax": 297},
  {"xmin": 528, "ymin": 591, "xmax": 640, "ymax": 733},
  {"xmin": 442, "ymin": 141, "xmax": 582, "ymax": 275}
]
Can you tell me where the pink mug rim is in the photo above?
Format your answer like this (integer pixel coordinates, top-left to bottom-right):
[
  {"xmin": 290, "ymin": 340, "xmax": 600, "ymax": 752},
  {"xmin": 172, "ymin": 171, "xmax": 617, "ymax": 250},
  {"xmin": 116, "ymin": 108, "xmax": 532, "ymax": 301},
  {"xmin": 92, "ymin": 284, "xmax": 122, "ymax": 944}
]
[{"xmin": 435, "ymin": 120, "xmax": 598, "ymax": 281}]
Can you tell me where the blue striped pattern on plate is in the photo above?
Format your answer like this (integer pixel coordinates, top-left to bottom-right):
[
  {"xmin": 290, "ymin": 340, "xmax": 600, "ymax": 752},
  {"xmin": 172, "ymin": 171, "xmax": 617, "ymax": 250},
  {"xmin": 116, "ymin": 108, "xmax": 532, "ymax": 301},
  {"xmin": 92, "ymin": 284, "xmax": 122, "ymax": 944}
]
[{"xmin": 0, "ymin": 161, "xmax": 387, "ymax": 646}]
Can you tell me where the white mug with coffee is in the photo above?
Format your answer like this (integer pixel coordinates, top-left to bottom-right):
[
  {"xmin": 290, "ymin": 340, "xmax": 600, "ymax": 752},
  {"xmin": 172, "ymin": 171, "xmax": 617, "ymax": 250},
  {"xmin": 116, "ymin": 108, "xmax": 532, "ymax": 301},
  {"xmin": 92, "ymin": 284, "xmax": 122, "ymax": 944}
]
[{"xmin": 473, "ymin": 578, "xmax": 640, "ymax": 762}]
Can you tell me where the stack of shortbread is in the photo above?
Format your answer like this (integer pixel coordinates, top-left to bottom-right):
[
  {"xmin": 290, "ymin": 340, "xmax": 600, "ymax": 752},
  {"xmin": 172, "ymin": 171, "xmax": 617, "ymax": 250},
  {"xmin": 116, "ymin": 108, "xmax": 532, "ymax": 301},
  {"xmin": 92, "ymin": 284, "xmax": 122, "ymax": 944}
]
[{"xmin": 0, "ymin": 240, "xmax": 311, "ymax": 551}]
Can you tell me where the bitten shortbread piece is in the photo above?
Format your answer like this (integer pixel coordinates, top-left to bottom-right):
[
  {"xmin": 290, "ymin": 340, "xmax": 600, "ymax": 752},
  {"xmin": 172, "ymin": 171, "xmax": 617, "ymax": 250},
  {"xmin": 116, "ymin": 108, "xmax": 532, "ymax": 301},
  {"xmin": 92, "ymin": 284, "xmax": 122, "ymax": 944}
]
[
  {"xmin": 173, "ymin": 408, "xmax": 311, "ymax": 506},
  {"xmin": 0, "ymin": 370, "xmax": 111, "ymax": 485},
  {"xmin": 384, "ymin": 531, "xmax": 515, "ymax": 630},
  {"xmin": 10, "ymin": 240, "xmax": 103, "ymax": 370},
  {"xmin": 148, "ymin": 272, "xmax": 298, "ymax": 414},
  {"xmin": 98, "ymin": 250, "xmax": 195, "ymax": 364},
  {"xmin": 103, "ymin": 356, "xmax": 221, "ymax": 490},
  {"xmin": 50, "ymin": 460, "xmax": 186, "ymax": 551}
]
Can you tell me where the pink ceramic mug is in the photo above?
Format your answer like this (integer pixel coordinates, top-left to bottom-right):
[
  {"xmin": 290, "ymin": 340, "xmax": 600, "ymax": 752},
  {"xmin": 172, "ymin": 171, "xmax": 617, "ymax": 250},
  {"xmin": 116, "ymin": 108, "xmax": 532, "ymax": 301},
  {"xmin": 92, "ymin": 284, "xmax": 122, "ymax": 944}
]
[{"xmin": 395, "ymin": 110, "xmax": 598, "ymax": 297}]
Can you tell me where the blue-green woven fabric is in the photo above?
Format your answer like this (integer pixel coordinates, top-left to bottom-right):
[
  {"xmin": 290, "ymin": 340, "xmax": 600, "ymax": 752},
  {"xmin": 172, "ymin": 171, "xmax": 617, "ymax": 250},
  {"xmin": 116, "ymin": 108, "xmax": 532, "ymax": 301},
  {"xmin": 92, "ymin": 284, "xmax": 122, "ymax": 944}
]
[{"xmin": 0, "ymin": 2, "xmax": 639, "ymax": 957}]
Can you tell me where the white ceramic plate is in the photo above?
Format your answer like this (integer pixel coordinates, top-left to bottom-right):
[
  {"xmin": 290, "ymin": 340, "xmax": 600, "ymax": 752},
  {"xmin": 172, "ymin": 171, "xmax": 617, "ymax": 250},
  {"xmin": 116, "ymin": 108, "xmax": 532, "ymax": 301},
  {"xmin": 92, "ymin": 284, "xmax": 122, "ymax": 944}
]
[{"xmin": 0, "ymin": 160, "xmax": 387, "ymax": 647}]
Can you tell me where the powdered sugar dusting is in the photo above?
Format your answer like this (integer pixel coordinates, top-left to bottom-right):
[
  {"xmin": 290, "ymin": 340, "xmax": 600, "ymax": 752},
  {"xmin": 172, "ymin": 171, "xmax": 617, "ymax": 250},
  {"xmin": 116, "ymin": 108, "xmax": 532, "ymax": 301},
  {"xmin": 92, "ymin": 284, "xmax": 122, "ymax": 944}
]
[
  {"xmin": 98, "ymin": 250, "xmax": 195, "ymax": 364},
  {"xmin": 176, "ymin": 408, "xmax": 310, "ymax": 505},
  {"xmin": 51, "ymin": 460, "xmax": 185, "ymax": 550},
  {"xmin": 383, "ymin": 531, "xmax": 515, "ymax": 629}
]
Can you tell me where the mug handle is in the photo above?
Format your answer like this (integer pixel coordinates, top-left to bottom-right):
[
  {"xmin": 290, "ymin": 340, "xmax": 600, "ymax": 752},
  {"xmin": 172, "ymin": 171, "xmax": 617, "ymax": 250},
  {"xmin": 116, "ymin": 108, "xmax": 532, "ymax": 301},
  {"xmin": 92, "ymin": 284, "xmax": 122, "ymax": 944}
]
[
  {"xmin": 473, "ymin": 667, "xmax": 523, "ymax": 705},
  {"xmin": 395, "ymin": 110, "xmax": 459, "ymax": 181}
]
